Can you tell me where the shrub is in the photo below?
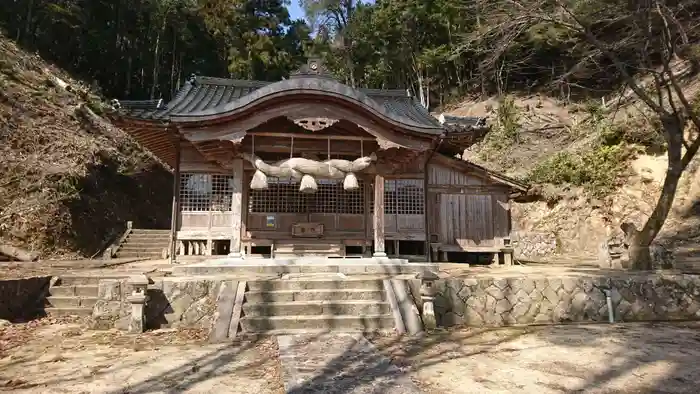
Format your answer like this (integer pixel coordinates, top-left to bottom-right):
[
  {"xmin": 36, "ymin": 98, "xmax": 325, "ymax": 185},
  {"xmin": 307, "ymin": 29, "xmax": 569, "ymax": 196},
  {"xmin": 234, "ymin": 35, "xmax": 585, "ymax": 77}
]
[
  {"xmin": 598, "ymin": 120, "xmax": 665, "ymax": 152},
  {"xmin": 528, "ymin": 144, "xmax": 631, "ymax": 196}
]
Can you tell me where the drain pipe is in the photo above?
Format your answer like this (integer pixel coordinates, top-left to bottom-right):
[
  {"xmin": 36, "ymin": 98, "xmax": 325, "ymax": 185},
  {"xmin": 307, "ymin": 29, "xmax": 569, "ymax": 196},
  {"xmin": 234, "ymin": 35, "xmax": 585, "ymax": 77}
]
[{"xmin": 423, "ymin": 133, "xmax": 445, "ymax": 262}]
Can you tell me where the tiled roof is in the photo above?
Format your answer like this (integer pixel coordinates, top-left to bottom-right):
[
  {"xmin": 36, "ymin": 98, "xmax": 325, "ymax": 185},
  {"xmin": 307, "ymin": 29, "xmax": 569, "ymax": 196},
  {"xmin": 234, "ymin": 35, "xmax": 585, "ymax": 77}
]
[
  {"xmin": 438, "ymin": 113, "xmax": 488, "ymax": 128},
  {"xmin": 112, "ymin": 76, "xmax": 443, "ymax": 134}
]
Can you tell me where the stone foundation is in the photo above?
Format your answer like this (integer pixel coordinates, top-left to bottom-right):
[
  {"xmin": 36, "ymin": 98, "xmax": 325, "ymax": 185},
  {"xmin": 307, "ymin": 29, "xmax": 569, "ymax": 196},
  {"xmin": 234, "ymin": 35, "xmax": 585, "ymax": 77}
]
[
  {"xmin": 512, "ymin": 231, "xmax": 558, "ymax": 260},
  {"xmin": 92, "ymin": 278, "xmax": 220, "ymax": 330},
  {"xmin": 0, "ymin": 277, "xmax": 51, "ymax": 321},
  {"xmin": 410, "ymin": 273, "xmax": 700, "ymax": 327},
  {"xmin": 91, "ymin": 272, "xmax": 700, "ymax": 331}
]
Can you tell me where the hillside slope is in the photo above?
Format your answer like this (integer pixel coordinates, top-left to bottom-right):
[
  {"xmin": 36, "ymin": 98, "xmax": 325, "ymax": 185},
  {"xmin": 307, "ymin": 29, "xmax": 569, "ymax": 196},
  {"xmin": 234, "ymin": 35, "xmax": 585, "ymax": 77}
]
[
  {"xmin": 0, "ymin": 34, "xmax": 173, "ymax": 259},
  {"xmin": 447, "ymin": 70, "xmax": 700, "ymax": 260}
]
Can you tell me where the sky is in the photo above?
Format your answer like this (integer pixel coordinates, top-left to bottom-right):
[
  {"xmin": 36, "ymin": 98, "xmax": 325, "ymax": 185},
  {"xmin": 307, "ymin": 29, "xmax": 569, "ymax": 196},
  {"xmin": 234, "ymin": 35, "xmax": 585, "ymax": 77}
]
[{"xmin": 287, "ymin": 1, "xmax": 306, "ymax": 21}]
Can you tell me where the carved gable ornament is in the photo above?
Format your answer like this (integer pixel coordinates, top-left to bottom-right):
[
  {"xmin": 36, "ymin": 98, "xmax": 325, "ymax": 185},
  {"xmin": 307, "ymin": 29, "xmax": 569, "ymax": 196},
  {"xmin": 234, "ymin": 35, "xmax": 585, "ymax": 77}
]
[
  {"xmin": 290, "ymin": 57, "xmax": 334, "ymax": 79},
  {"xmin": 293, "ymin": 117, "xmax": 339, "ymax": 131}
]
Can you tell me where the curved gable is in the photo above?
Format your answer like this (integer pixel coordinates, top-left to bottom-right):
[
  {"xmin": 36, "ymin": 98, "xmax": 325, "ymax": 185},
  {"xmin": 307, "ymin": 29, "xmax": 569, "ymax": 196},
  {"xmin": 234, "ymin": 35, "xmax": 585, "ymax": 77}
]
[{"xmin": 172, "ymin": 77, "xmax": 442, "ymax": 133}]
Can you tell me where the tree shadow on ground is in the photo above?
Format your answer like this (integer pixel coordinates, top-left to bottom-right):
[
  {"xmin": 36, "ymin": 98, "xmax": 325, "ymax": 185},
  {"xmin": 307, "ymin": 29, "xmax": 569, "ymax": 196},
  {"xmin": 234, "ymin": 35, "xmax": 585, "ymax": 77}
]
[
  {"xmin": 527, "ymin": 322, "xmax": 700, "ymax": 394},
  {"xmin": 4, "ymin": 321, "xmax": 700, "ymax": 393}
]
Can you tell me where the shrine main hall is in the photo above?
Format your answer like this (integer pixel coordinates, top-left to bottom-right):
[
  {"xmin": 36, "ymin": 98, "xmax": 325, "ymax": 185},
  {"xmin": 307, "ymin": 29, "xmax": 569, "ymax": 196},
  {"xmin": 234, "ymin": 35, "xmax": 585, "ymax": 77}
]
[{"xmin": 107, "ymin": 58, "xmax": 527, "ymax": 264}]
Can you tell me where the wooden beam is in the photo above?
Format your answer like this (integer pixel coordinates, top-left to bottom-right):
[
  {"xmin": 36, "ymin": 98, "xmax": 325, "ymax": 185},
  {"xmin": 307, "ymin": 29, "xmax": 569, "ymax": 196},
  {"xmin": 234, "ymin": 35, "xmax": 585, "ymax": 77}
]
[
  {"xmin": 178, "ymin": 102, "xmax": 433, "ymax": 151},
  {"xmin": 180, "ymin": 162, "xmax": 227, "ymax": 173},
  {"xmin": 427, "ymin": 185, "xmax": 511, "ymax": 194},
  {"xmin": 169, "ymin": 135, "xmax": 181, "ymax": 263},
  {"xmin": 373, "ymin": 174, "xmax": 386, "ymax": 258},
  {"xmin": 251, "ymin": 132, "xmax": 374, "ymax": 141},
  {"xmin": 228, "ymin": 158, "xmax": 244, "ymax": 258}
]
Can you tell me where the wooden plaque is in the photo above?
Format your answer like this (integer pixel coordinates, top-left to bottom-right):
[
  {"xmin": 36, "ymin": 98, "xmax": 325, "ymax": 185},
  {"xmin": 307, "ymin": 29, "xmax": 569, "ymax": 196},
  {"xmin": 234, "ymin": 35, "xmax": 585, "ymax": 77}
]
[{"xmin": 292, "ymin": 223, "xmax": 324, "ymax": 238}]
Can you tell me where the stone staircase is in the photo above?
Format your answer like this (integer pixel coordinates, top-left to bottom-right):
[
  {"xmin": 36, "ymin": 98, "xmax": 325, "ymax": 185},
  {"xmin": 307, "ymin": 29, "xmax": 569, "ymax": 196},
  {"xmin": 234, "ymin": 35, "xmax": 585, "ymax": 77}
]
[
  {"xmin": 115, "ymin": 229, "xmax": 170, "ymax": 259},
  {"xmin": 45, "ymin": 276, "xmax": 100, "ymax": 317},
  {"xmin": 273, "ymin": 240, "xmax": 344, "ymax": 258},
  {"xmin": 240, "ymin": 278, "xmax": 395, "ymax": 334}
]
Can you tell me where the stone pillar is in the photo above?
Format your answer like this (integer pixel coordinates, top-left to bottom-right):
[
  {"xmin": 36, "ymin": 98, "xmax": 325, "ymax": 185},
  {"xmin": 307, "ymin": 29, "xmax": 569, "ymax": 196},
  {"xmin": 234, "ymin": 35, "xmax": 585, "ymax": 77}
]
[
  {"xmin": 418, "ymin": 270, "xmax": 439, "ymax": 330},
  {"xmin": 127, "ymin": 275, "xmax": 149, "ymax": 334},
  {"xmin": 373, "ymin": 174, "xmax": 386, "ymax": 258},
  {"xmin": 228, "ymin": 158, "xmax": 244, "ymax": 259}
]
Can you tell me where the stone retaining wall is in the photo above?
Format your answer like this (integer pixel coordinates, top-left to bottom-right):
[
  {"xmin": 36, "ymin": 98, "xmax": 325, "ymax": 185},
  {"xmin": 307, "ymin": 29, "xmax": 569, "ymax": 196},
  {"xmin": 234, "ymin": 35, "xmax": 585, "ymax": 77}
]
[
  {"xmin": 92, "ymin": 273, "xmax": 700, "ymax": 331},
  {"xmin": 512, "ymin": 231, "xmax": 558, "ymax": 260},
  {"xmin": 0, "ymin": 277, "xmax": 51, "ymax": 321},
  {"xmin": 91, "ymin": 278, "xmax": 220, "ymax": 330},
  {"xmin": 411, "ymin": 274, "xmax": 700, "ymax": 327}
]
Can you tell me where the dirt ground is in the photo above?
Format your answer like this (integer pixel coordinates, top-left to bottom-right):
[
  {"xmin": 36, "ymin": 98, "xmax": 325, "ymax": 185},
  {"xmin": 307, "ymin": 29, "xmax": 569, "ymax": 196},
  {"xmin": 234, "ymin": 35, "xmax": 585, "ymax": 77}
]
[
  {"xmin": 0, "ymin": 318, "xmax": 284, "ymax": 394},
  {"xmin": 372, "ymin": 322, "xmax": 700, "ymax": 394},
  {"xmin": 2, "ymin": 320, "xmax": 699, "ymax": 393}
]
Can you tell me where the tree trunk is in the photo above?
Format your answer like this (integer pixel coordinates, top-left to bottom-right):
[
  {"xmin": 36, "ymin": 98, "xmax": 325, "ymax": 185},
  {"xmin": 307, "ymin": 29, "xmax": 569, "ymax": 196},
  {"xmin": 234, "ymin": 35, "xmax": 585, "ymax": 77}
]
[
  {"xmin": 623, "ymin": 115, "xmax": 686, "ymax": 270},
  {"xmin": 22, "ymin": 0, "xmax": 35, "ymax": 45},
  {"xmin": 150, "ymin": 22, "xmax": 165, "ymax": 99},
  {"xmin": 0, "ymin": 244, "xmax": 39, "ymax": 262}
]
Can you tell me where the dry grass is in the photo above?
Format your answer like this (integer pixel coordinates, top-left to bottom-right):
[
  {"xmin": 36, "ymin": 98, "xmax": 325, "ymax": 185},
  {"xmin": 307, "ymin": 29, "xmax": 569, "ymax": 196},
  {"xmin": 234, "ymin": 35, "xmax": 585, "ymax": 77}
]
[{"xmin": 0, "ymin": 33, "xmax": 172, "ymax": 259}]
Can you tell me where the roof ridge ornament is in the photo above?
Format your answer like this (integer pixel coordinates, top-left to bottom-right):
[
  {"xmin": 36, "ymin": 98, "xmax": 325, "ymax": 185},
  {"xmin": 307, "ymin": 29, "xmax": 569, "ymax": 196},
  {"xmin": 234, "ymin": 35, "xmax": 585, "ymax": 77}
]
[{"xmin": 290, "ymin": 57, "xmax": 334, "ymax": 80}]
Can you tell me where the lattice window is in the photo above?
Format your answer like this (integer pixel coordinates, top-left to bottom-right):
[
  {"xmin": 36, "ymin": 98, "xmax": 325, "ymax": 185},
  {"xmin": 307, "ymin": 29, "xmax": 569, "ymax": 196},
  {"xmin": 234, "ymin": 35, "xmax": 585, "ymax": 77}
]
[
  {"xmin": 339, "ymin": 181, "xmax": 365, "ymax": 214},
  {"xmin": 308, "ymin": 180, "xmax": 338, "ymax": 213},
  {"xmin": 248, "ymin": 178, "xmax": 307, "ymax": 214},
  {"xmin": 179, "ymin": 173, "xmax": 234, "ymax": 212},
  {"xmin": 248, "ymin": 178, "xmax": 365, "ymax": 214},
  {"xmin": 379, "ymin": 179, "xmax": 424, "ymax": 215}
]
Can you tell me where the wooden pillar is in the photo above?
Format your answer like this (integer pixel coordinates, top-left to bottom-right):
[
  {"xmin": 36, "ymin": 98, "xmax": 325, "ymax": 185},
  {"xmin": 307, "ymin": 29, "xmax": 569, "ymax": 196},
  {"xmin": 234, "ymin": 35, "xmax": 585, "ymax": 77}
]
[
  {"xmin": 169, "ymin": 135, "xmax": 181, "ymax": 264},
  {"xmin": 228, "ymin": 158, "xmax": 244, "ymax": 258},
  {"xmin": 373, "ymin": 174, "xmax": 387, "ymax": 258}
]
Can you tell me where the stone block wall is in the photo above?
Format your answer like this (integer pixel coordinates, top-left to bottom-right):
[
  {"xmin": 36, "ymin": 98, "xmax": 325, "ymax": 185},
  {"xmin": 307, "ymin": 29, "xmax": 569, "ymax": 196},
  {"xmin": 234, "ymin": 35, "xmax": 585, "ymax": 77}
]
[
  {"xmin": 0, "ymin": 277, "xmax": 51, "ymax": 321},
  {"xmin": 92, "ymin": 278, "xmax": 220, "ymax": 330},
  {"xmin": 412, "ymin": 274, "xmax": 700, "ymax": 327},
  {"xmin": 512, "ymin": 231, "xmax": 558, "ymax": 260}
]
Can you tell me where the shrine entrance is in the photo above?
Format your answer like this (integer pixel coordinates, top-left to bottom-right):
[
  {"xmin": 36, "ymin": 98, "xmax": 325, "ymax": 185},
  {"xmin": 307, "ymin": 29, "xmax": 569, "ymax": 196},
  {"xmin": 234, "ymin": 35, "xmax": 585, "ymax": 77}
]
[{"xmin": 244, "ymin": 177, "xmax": 370, "ymax": 257}]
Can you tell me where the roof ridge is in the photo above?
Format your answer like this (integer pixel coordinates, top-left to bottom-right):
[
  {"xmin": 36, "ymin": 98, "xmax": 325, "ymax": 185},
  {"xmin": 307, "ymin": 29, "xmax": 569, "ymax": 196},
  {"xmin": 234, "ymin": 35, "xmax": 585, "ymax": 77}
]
[
  {"xmin": 194, "ymin": 76, "xmax": 271, "ymax": 88},
  {"xmin": 360, "ymin": 88, "xmax": 408, "ymax": 97}
]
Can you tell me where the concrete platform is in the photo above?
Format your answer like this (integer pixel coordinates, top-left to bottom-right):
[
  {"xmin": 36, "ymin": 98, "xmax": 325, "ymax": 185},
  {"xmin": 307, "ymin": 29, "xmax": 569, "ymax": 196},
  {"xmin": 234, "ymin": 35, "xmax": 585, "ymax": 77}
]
[{"xmin": 171, "ymin": 257, "xmax": 439, "ymax": 277}]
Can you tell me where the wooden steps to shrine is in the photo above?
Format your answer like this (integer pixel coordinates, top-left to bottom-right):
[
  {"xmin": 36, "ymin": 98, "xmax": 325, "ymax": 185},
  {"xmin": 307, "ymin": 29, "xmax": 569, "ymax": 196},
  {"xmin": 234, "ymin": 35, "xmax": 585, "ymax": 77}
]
[
  {"xmin": 240, "ymin": 278, "xmax": 395, "ymax": 334},
  {"xmin": 273, "ymin": 240, "xmax": 344, "ymax": 258},
  {"xmin": 115, "ymin": 229, "xmax": 169, "ymax": 259}
]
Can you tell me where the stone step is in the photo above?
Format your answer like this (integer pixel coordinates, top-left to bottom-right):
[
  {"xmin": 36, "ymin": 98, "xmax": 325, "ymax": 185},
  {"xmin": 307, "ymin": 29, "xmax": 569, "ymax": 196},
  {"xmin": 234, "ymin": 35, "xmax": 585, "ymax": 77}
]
[
  {"xmin": 247, "ymin": 279, "xmax": 385, "ymax": 292},
  {"xmin": 116, "ymin": 252, "xmax": 163, "ymax": 259},
  {"xmin": 242, "ymin": 300, "xmax": 392, "ymax": 316},
  {"xmin": 46, "ymin": 296, "xmax": 99, "ymax": 308},
  {"xmin": 245, "ymin": 289, "xmax": 385, "ymax": 303},
  {"xmin": 58, "ymin": 275, "xmax": 127, "ymax": 286},
  {"xmin": 49, "ymin": 285, "xmax": 98, "ymax": 297},
  {"xmin": 123, "ymin": 239, "xmax": 170, "ymax": 246},
  {"xmin": 119, "ymin": 245, "xmax": 166, "ymax": 252},
  {"xmin": 240, "ymin": 314, "xmax": 395, "ymax": 332},
  {"xmin": 274, "ymin": 253, "xmax": 344, "ymax": 258},
  {"xmin": 125, "ymin": 236, "xmax": 170, "ymax": 243},
  {"xmin": 45, "ymin": 307, "xmax": 93, "ymax": 317},
  {"xmin": 130, "ymin": 229, "xmax": 170, "ymax": 235},
  {"xmin": 274, "ymin": 243, "xmax": 343, "ymax": 253}
]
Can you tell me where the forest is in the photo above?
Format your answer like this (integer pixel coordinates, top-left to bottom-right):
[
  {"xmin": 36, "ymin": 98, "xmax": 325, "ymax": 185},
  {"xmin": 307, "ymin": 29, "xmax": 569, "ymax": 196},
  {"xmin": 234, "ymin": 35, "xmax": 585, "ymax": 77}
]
[
  {"xmin": 1, "ymin": 0, "xmax": 700, "ymax": 267},
  {"xmin": 6, "ymin": 0, "xmax": 698, "ymax": 107}
]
